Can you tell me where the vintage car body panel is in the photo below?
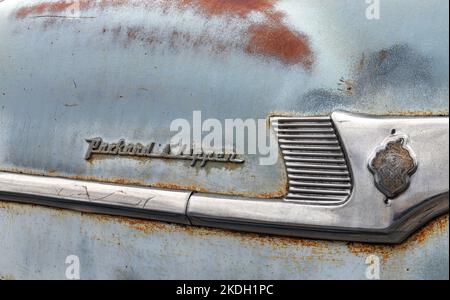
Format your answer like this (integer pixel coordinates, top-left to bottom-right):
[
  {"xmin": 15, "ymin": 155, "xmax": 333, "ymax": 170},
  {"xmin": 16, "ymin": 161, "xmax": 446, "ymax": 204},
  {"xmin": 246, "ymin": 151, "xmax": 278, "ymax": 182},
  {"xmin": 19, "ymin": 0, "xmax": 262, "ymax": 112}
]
[
  {"xmin": 0, "ymin": 201, "xmax": 448, "ymax": 280},
  {"xmin": 0, "ymin": 0, "xmax": 449, "ymax": 279},
  {"xmin": 1, "ymin": 0, "xmax": 448, "ymax": 197}
]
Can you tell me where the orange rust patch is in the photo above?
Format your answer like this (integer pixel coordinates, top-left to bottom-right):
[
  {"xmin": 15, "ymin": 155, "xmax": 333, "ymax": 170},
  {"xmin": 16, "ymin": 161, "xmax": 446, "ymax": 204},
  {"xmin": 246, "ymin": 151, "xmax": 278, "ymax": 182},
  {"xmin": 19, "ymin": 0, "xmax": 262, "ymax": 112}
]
[
  {"xmin": 241, "ymin": 232, "xmax": 322, "ymax": 248},
  {"xmin": 14, "ymin": 0, "xmax": 102, "ymax": 18},
  {"xmin": 76, "ymin": 206, "xmax": 326, "ymax": 248},
  {"xmin": 181, "ymin": 0, "xmax": 314, "ymax": 68},
  {"xmin": 120, "ymin": 218, "xmax": 168, "ymax": 234},
  {"xmin": 347, "ymin": 214, "xmax": 449, "ymax": 262},
  {"xmin": 246, "ymin": 24, "xmax": 313, "ymax": 68},
  {"xmin": 15, "ymin": 1, "xmax": 74, "ymax": 18},
  {"xmin": 86, "ymin": 153, "xmax": 151, "ymax": 165},
  {"xmin": 2, "ymin": 200, "xmax": 447, "ymax": 257},
  {"xmin": 89, "ymin": 212, "xmax": 170, "ymax": 234},
  {"xmin": 14, "ymin": 0, "xmax": 314, "ymax": 69},
  {"xmin": 407, "ymin": 214, "xmax": 448, "ymax": 244},
  {"xmin": 179, "ymin": 0, "xmax": 276, "ymax": 18},
  {"xmin": 251, "ymin": 183, "xmax": 287, "ymax": 199},
  {"xmin": 14, "ymin": 0, "xmax": 131, "ymax": 19},
  {"xmin": 151, "ymin": 182, "xmax": 208, "ymax": 193},
  {"xmin": 15, "ymin": 0, "xmax": 278, "ymax": 19}
]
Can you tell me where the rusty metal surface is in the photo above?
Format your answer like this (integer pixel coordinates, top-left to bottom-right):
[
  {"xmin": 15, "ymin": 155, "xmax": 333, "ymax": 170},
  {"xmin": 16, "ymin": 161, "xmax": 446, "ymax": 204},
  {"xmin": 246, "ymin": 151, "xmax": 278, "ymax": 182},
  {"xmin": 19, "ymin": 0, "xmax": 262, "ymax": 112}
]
[
  {"xmin": 0, "ymin": 200, "xmax": 448, "ymax": 280},
  {"xmin": 0, "ymin": 0, "xmax": 449, "ymax": 197},
  {"xmin": 0, "ymin": 0, "xmax": 448, "ymax": 278}
]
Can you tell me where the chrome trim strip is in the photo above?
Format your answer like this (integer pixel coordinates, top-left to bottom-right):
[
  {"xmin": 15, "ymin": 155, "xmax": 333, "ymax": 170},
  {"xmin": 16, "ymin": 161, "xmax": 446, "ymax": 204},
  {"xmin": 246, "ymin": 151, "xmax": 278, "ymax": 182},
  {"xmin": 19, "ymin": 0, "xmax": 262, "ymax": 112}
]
[
  {"xmin": 282, "ymin": 151, "xmax": 345, "ymax": 157},
  {"xmin": 188, "ymin": 112, "xmax": 449, "ymax": 243},
  {"xmin": 187, "ymin": 192, "xmax": 448, "ymax": 244},
  {"xmin": 288, "ymin": 175, "xmax": 351, "ymax": 182},
  {"xmin": 0, "ymin": 112, "xmax": 448, "ymax": 244},
  {"xmin": 0, "ymin": 172, "xmax": 191, "ymax": 224}
]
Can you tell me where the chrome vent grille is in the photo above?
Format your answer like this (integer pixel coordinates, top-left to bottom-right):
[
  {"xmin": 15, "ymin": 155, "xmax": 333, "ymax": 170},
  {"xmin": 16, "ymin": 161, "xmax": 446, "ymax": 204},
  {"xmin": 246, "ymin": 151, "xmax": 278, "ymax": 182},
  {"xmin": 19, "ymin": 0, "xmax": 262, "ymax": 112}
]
[{"xmin": 272, "ymin": 116, "xmax": 352, "ymax": 205}]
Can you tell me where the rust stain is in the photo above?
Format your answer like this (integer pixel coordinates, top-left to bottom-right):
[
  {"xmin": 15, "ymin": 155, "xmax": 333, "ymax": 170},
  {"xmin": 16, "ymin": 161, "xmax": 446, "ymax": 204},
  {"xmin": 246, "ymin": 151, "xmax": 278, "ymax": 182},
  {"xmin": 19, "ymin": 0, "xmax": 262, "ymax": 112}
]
[
  {"xmin": 179, "ymin": 0, "xmax": 276, "ymax": 18},
  {"xmin": 2, "ymin": 200, "xmax": 447, "ymax": 260},
  {"xmin": 99, "ymin": 177, "xmax": 146, "ymax": 186},
  {"xmin": 88, "ymin": 212, "xmax": 169, "ymax": 234},
  {"xmin": 378, "ymin": 49, "xmax": 389, "ymax": 63},
  {"xmin": 246, "ymin": 24, "xmax": 313, "ymax": 69},
  {"xmin": 14, "ymin": 0, "xmax": 126, "ymax": 18},
  {"xmin": 347, "ymin": 214, "xmax": 449, "ymax": 262},
  {"xmin": 103, "ymin": 25, "xmax": 238, "ymax": 54},
  {"xmin": 388, "ymin": 110, "xmax": 449, "ymax": 117},
  {"xmin": 269, "ymin": 110, "xmax": 449, "ymax": 118},
  {"xmin": 13, "ymin": 0, "xmax": 314, "ymax": 68},
  {"xmin": 2, "ymin": 198, "xmax": 447, "ymax": 268},
  {"xmin": 152, "ymin": 182, "xmax": 208, "ymax": 193},
  {"xmin": 407, "ymin": 214, "xmax": 448, "ymax": 244},
  {"xmin": 180, "ymin": 0, "xmax": 314, "ymax": 68},
  {"xmin": 338, "ymin": 77, "xmax": 354, "ymax": 95},
  {"xmin": 86, "ymin": 153, "xmax": 151, "ymax": 165},
  {"xmin": 1, "ymin": 199, "xmax": 324, "ymax": 250},
  {"xmin": 182, "ymin": 223, "xmax": 325, "ymax": 249},
  {"xmin": 254, "ymin": 183, "xmax": 287, "ymax": 199},
  {"xmin": 357, "ymin": 53, "xmax": 367, "ymax": 73},
  {"xmin": 118, "ymin": 218, "xmax": 167, "ymax": 234},
  {"xmin": 150, "ymin": 181, "xmax": 286, "ymax": 198},
  {"xmin": 47, "ymin": 169, "xmax": 58, "ymax": 176},
  {"xmin": 15, "ymin": 1, "xmax": 75, "ymax": 19}
]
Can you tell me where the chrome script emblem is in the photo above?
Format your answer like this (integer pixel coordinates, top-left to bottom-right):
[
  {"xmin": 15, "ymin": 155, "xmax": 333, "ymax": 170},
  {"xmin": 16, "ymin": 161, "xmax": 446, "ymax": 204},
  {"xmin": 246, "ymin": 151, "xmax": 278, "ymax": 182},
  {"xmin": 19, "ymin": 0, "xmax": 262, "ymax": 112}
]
[
  {"xmin": 85, "ymin": 137, "xmax": 244, "ymax": 167},
  {"xmin": 368, "ymin": 135, "xmax": 417, "ymax": 199}
]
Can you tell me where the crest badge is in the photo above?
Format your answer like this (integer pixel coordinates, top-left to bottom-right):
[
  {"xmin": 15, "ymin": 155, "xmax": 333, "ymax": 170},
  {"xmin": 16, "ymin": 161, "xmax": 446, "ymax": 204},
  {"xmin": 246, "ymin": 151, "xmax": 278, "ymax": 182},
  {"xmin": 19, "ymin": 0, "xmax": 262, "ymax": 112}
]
[{"xmin": 368, "ymin": 134, "xmax": 418, "ymax": 199}]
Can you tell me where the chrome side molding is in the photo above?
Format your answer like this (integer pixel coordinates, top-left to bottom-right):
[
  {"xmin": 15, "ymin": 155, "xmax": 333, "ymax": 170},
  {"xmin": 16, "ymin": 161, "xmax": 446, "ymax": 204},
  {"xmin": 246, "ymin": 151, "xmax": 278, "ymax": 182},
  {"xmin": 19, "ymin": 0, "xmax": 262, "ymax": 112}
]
[
  {"xmin": 188, "ymin": 112, "xmax": 449, "ymax": 243},
  {"xmin": 0, "ymin": 172, "xmax": 191, "ymax": 225},
  {"xmin": 0, "ymin": 112, "xmax": 448, "ymax": 243}
]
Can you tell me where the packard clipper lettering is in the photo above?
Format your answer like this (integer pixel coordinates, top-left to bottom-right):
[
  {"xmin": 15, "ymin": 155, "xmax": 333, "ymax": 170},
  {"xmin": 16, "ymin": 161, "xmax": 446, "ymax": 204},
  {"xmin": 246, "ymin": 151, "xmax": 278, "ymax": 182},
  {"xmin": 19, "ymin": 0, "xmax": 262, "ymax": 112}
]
[{"xmin": 84, "ymin": 137, "xmax": 245, "ymax": 167}]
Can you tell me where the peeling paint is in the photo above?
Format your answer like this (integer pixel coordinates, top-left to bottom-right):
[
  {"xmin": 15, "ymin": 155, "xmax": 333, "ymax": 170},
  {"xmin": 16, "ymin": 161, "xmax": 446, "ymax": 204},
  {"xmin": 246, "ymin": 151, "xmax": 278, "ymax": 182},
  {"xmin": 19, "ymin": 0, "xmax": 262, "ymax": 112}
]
[
  {"xmin": 12, "ymin": 0, "xmax": 314, "ymax": 68},
  {"xmin": 179, "ymin": 0, "xmax": 277, "ymax": 18},
  {"xmin": 15, "ymin": 1, "xmax": 75, "ymax": 18},
  {"xmin": 246, "ymin": 24, "xmax": 313, "ymax": 68}
]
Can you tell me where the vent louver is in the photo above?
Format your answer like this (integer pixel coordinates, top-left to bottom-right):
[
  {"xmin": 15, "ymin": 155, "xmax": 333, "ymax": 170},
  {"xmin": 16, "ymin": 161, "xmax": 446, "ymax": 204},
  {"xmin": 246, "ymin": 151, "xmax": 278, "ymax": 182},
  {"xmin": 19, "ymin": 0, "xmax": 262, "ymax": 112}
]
[{"xmin": 272, "ymin": 116, "xmax": 353, "ymax": 205}]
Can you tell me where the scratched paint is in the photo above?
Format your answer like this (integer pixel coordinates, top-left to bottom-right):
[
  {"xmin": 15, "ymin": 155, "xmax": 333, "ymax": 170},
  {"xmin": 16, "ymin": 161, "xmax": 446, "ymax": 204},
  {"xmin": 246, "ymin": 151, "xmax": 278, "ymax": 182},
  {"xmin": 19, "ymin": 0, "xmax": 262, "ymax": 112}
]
[{"xmin": 0, "ymin": 201, "xmax": 448, "ymax": 279}]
